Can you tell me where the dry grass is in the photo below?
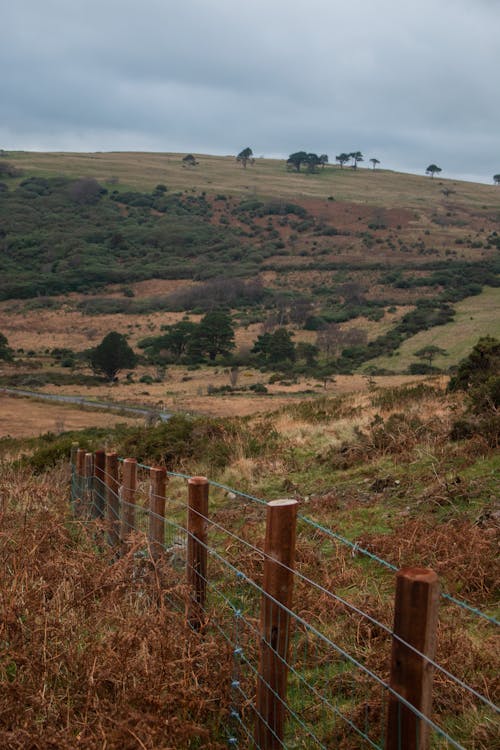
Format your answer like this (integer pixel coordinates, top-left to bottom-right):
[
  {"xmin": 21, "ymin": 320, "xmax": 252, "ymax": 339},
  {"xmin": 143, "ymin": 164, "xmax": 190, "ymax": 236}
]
[
  {"xmin": 0, "ymin": 466, "xmax": 231, "ymax": 749},
  {"xmin": 0, "ymin": 394, "xmax": 141, "ymax": 438},
  {"xmin": 9, "ymin": 151, "xmax": 500, "ymax": 210}
]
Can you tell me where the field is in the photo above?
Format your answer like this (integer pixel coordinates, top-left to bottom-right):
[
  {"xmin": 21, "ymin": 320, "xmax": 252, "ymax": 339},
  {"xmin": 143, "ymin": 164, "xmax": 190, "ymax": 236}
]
[
  {"xmin": 369, "ymin": 285, "xmax": 500, "ymax": 372},
  {"xmin": 0, "ymin": 151, "xmax": 498, "ymax": 746},
  {"xmin": 0, "ymin": 393, "xmax": 141, "ymax": 439},
  {"xmin": 9, "ymin": 150, "xmax": 500, "ymax": 209},
  {"xmin": 1, "ymin": 377, "xmax": 498, "ymax": 749}
]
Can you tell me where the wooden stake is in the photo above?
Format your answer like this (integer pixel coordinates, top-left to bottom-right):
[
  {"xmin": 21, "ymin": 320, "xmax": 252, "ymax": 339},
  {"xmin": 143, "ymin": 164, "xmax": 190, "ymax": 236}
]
[
  {"xmin": 186, "ymin": 476, "xmax": 209, "ymax": 630},
  {"xmin": 121, "ymin": 458, "xmax": 137, "ymax": 545},
  {"xmin": 105, "ymin": 452, "xmax": 120, "ymax": 547},
  {"xmin": 255, "ymin": 499, "xmax": 298, "ymax": 750},
  {"xmin": 149, "ymin": 467, "xmax": 166, "ymax": 559},
  {"xmin": 84, "ymin": 452, "xmax": 93, "ymax": 518},
  {"xmin": 75, "ymin": 448, "xmax": 86, "ymax": 515},
  {"xmin": 70, "ymin": 442, "xmax": 79, "ymax": 467},
  {"xmin": 386, "ymin": 567, "xmax": 440, "ymax": 750},
  {"xmin": 93, "ymin": 450, "xmax": 106, "ymax": 519}
]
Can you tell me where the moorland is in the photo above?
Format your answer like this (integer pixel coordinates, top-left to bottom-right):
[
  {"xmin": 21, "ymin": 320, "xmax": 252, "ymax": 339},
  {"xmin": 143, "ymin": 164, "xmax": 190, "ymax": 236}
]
[{"xmin": 0, "ymin": 151, "xmax": 498, "ymax": 749}]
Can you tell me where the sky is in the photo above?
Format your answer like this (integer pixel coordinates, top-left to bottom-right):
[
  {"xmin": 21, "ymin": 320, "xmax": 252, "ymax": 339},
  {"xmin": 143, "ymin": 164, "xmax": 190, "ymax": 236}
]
[{"xmin": 2, "ymin": 0, "xmax": 499, "ymax": 184}]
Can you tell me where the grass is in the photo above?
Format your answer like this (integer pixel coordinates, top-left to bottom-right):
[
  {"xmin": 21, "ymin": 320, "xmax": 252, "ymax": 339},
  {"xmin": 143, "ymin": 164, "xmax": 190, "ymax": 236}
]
[
  {"xmin": 368, "ymin": 286, "xmax": 500, "ymax": 372},
  {"xmin": 8, "ymin": 151, "xmax": 500, "ymax": 210},
  {"xmin": 1, "ymin": 377, "xmax": 498, "ymax": 748}
]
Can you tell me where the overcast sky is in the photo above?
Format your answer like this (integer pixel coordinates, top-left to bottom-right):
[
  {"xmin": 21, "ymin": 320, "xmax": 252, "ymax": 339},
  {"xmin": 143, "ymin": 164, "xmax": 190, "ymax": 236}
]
[{"xmin": 2, "ymin": 0, "xmax": 499, "ymax": 184}]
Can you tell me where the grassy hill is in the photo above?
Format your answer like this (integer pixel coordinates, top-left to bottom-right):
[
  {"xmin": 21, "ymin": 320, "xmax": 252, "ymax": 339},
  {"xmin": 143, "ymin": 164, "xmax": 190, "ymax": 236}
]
[{"xmin": 0, "ymin": 150, "xmax": 499, "ymax": 378}]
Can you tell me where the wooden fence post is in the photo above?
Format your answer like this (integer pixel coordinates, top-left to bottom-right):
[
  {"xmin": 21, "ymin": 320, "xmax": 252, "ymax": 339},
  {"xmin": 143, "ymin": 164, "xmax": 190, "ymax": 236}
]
[
  {"xmin": 386, "ymin": 567, "xmax": 440, "ymax": 750},
  {"xmin": 93, "ymin": 450, "xmax": 106, "ymax": 519},
  {"xmin": 84, "ymin": 452, "xmax": 94, "ymax": 518},
  {"xmin": 149, "ymin": 467, "xmax": 166, "ymax": 559},
  {"xmin": 75, "ymin": 448, "xmax": 86, "ymax": 515},
  {"xmin": 255, "ymin": 499, "xmax": 298, "ymax": 750},
  {"xmin": 186, "ymin": 476, "xmax": 209, "ymax": 630},
  {"xmin": 121, "ymin": 458, "xmax": 137, "ymax": 545},
  {"xmin": 105, "ymin": 452, "xmax": 120, "ymax": 547},
  {"xmin": 70, "ymin": 442, "xmax": 79, "ymax": 468}
]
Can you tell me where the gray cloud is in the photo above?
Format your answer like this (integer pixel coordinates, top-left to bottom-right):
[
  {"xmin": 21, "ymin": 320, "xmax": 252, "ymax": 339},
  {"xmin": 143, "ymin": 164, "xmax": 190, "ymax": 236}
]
[{"xmin": 2, "ymin": 0, "xmax": 499, "ymax": 182}]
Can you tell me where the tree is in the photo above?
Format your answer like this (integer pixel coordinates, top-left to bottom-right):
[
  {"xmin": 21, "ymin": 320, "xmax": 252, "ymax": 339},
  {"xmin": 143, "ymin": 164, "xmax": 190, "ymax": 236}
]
[
  {"xmin": 252, "ymin": 328, "xmax": 295, "ymax": 366},
  {"xmin": 141, "ymin": 321, "xmax": 198, "ymax": 362},
  {"xmin": 414, "ymin": 345, "xmax": 447, "ymax": 366},
  {"xmin": 305, "ymin": 153, "xmax": 320, "ymax": 173},
  {"xmin": 335, "ymin": 153, "xmax": 350, "ymax": 169},
  {"xmin": 493, "ymin": 174, "xmax": 500, "ymax": 185},
  {"xmin": 182, "ymin": 154, "xmax": 198, "ymax": 167},
  {"xmin": 296, "ymin": 342, "xmax": 318, "ymax": 367},
  {"xmin": 68, "ymin": 177, "xmax": 106, "ymax": 204},
  {"xmin": 319, "ymin": 154, "xmax": 329, "ymax": 169},
  {"xmin": 195, "ymin": 310, "xmax": 235, "ymax": 361},
  {"xmin": 448, "ymin": 336, "xmax": 500, "ymax": 412},
  {"xmin": 316, "ymin": 323, "xmax": 344, "ymax": 357},
  {"xmin": 369, "ymin": 158, "xmax": 380, "ymax": 170},
  {"xmin": 90, "ymin": 331, "xmax": 137, "ymax": 381},
  {"xmin": 236, "ymin": 147, "xmax": 253, "ymax": 168},
  {"xmin": 350, "ymin": 151, "xmax": 364, "ymax": 169},
  {"xmin": 0, "ymin": 332, "xmax": 13, "ymax": 361},
  {"xmin": 267, "ymin": 328, "xmax": 296, "ymax": 365},
  {"xmin": 286, "ymin": 151, "xmax": 308, "ymax": 172},
  {"xmin": 426, "ymin": 164, "xmax": 442, "ymax": 178}
]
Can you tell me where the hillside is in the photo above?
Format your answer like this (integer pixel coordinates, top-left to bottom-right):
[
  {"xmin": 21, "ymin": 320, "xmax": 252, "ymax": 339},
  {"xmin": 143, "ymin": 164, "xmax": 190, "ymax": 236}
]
[
  {"xmin": 0, "ymin": 150, "xmax": 499, "ymax": 387},
  {"xmin": 0, "ymin": 377, "xmax": 498, "ymax": 749}
]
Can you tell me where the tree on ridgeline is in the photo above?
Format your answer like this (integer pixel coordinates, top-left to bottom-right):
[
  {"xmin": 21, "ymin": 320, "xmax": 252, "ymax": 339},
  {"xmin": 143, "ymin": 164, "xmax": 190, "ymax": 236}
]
[
  {"xmin": 494, "ymin": 174, "xmax": 500, "ymax": 185},
  {"xmin": 305, "ymin": 153, "xmax": 320, "ymax": 173},
  {"xmin": 182, "ymin": 154, "xmax": 199, "ymax": 167},
  {"xmin": 236, "ymin": 147, "xmax": 253, "ymax": 168},
  {"xmin": 286, "ymin": 151, "xmax": 309, "ymax": 172},
  {"xmin": 319, "ymin": 154, "xmax": 329, "ymax": 169},
  {"xmin": 335, "ymin": 153, "xmax": 350, "ymax": 169},
  {"xmin": 369, "ymin": 158, "xmax": 380, "ymax": 170},
  {"xmin": 90, "ymin": 331, "xmax": 137, "ymax": 381},
  {"xmin": 426, "ymin": 164, "xmax": 442, "ymax": 178},
  {"xmin": 350, "ymin": 151, "xmax": 364, "ymax": 169}
]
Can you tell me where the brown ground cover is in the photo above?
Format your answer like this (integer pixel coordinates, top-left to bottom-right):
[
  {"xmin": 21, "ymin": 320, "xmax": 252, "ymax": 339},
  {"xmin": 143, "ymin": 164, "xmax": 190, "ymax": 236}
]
[{"xmin": 0, "ymin": 394, "xmax": 141, "ymax": 439}]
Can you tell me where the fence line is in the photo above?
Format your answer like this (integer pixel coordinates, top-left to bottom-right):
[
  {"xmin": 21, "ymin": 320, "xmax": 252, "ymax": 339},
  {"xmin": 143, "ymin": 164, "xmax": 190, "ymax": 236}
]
[
  {"xmin": 132, "ymin": 461, "xmax": 499, "ymax": 627},
  {"xmin": 70, "ymin": 447, "xmax": 499, "ymax": 749}
]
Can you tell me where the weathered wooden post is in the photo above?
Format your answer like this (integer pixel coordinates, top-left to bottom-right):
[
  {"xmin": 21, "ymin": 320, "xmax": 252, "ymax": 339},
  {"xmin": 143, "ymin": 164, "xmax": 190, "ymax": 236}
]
[
  {"xmin": 105, "ymin": 452, "xmax": 120, "ymax": 547},
  {"xmin": 149, "ymin": 467, "xmax": 166, "ymax": 559},
  {"xmin": 84, "ymin": 452, "xmax": 94, "ymax": 518},
  {"xmin": 70, "ymin": 442, "xmax": 79, "ymax": 468},
  {"xmin": 93, "ymin": 450, "xmax": 106, "ymax": 519},
  {"xmin": 386, "ymin": 567, "xmax": 440, "ymax": 750},
  {"xmin": 75, "ymin": 448, "xmax": 86, "ymax": 515},
  {"xmin": 186, "ymin": 476, "xmax": 209, "ymax": 630},
  {"xmin": 255, "ymin": 499, "xmax": 298, "ymax": 750},
  {"xmin": 120, "ymin": 458, "xmax": 137, "ymax": 545}
]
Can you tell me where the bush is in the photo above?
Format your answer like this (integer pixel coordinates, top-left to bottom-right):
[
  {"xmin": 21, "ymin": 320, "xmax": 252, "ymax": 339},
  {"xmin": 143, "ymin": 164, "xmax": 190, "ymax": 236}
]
[{"xmin": 448, "ymin": 337, "xmax": 500, "ymax": 411}]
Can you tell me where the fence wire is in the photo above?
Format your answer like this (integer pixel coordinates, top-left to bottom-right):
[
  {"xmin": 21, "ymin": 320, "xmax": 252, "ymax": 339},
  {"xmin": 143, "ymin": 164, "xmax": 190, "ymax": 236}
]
[{"xmin": 70, "ymin": 457, "xmax": 499, "ymax": 750}]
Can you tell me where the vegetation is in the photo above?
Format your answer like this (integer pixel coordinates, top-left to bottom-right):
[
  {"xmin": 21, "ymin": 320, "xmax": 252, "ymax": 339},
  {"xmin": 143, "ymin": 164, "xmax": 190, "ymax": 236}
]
[
  {"xmin": 236, "ymin": 147, "xmax": 253, "ymax": 168},
  {"xmin": 90, "ymin": 331, "xmax": 137, "ymax": 381},
  {"xmin": 138, "ymin": 310, "xmax": 235, "ymax": 364},
  {"xmin": 449, "ymin": 336, "xmax": 500, "ymax": 410},
  {"xmin": 426, "ymin": 164, "xmax": 442, "ymax": 178},
  {"xmin": 0, "ymin": 176, "xmax": 252, "ymax": 299},
  {"xmin": 0, "ymin": 332, "xmax": 13, "ymax": 360}
]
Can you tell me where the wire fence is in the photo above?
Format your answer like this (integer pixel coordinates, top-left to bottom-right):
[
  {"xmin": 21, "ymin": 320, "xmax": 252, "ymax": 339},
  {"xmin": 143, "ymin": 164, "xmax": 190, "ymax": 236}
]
[{"xmin": 70, "ymin": 447, "xmax": 499, "ymax": 750}]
